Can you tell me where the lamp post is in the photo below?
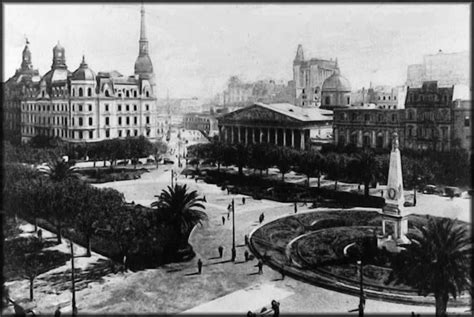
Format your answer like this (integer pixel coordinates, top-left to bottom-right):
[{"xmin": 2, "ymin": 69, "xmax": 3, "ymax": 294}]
[
  {"xmin": 231, "ymin": 198, "xmax": 236, "ymax": 262},
  {"xmin": 414, "ymin": 176, "xmax": 421, "ymax": 206},
  {"xmin": 357, "ymin": 259, "xmax": 365, "ymax": 317},
  {"xmin": 171, "ymin": 169, "xmax": 174, "ymax": 187},
  {"xmin": 69, "ymin": 241, "xmax": 77, "ymax": 316}
]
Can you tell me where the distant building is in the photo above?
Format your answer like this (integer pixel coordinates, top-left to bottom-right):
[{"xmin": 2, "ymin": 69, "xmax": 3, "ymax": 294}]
[
  {"xmin": 3, "ymin": 5, "xmax": 163, "ymax": 144},
  {"xmin": 217, "ymin": 102, "xmax": 333, "ymax": 150},
  {"xmin": 293, "ymin": 44, "xmax": 338, "ymax": 107},
  {"xmin": 406, "ymin": 50, "xmax": 470, "ymax": 88},
  {"xmin": 320, "ymin": 61, "xmax": 352, "ymax": 110},
  {"xmin": 333, "ymin": 81, "xmax": 472, "ymax": 152},
  {"xmin": 351, "ymin": 85, "xmax": 407, "ymax": 109},
  {"xmin": 183, "ymin": 112, "xmax": 218, "ymax": 137}
]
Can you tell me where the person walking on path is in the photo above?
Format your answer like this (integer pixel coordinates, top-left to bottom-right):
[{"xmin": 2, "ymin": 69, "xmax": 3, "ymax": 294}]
[
  {"xmin": 259, "ymin": 213, "xmax": 265, "ymax": 224},
  {"xmin": 197, "ymin": 259, "xmax": 203, "ymax": 274},
  {"xmin": 244, "ymin": 250, "xmax": 249, "ymax": 262},
  {"xmin": 54, "ymin": 307, "xmax": 61, "ymax": 317},
  {"xmin": 227, "ymin": 211, "xmax": 230, "ymax": 220},
  {"xmin": 258, "ymin": 260, "xmax": 263, "ymax": 274},
  {"xmin": 244, "ymin": 234, "xmax": 249, "ymax": 245},
  {"xmin": 294, "ymin": 202, "xmax": 297, "ymax": 214},
  {"xmin": 242, "ymin": 197, "xmax": 246, "ymax": 205},
  {"xmin": 271, "ymin": 300, "xmax": 280, "ymax": 317},
  {"xmin": 222, "ymin": 216, "xmax": 225, "ymax": 225},
  {"xmin": 203, "ymin": 195, "xmax": 206, "ymax": 202},
  {"xmin": 218, "ymin": 245, "xmax": 224, "ymax": 258}
]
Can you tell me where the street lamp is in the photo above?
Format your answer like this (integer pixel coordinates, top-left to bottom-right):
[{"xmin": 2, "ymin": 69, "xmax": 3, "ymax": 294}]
[
  {"xmin": 231, "ymin": 198, "xmax": 236, "ymax": 262},
  {"xmin": 414, "ymin": 176, "xmax": 421, "ymax": 206},
  {"xmin": 357, "ymin": 260, "xmax": 365, "ymax": 317},
  {"xmin": 69, "ymin": 241, "xmax": 78, "ymax": 316}
]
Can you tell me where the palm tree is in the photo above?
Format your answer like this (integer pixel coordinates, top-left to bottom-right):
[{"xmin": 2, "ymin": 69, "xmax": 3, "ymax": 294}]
[
  {"xmin": 353, "ymin": 149, "xmax": 380, "ymax": 197},
  {"xmin": 38, "ymin": 158, "xmax": 78, "ymax": 182},
  {"xmin": 325, "ymin": 153, "xmax": 348, "ymax": 191},
  {"xmin": 387, "ymin": 217, "xmax": 472, "ymax": 316},
  {"xmin": 151, "ymin": 184, "xmax": 207, "ymax": 260}
]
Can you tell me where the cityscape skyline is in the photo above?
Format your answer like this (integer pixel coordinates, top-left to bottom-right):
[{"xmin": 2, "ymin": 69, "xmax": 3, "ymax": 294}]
[{"xmin": 3, "ymin": 3, "xmax": 471, "ymax": 99}]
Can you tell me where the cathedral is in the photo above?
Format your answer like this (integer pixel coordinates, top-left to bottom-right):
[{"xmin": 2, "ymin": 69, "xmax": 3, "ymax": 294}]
[{"xmin": 3, "ymin": 5, "xmax": 164, "ymax": 144}]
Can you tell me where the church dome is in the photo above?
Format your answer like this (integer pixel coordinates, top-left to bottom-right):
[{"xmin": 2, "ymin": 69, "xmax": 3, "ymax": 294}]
[
  {"xmin": 322, "ymin": 66, "xmax": 351, "ymax": 92},
  {"xmin": 134, "ymin": 55, "xmax": 153, "ymax": 76},
  {"xmin": 71, "ymin": 55, "xmax": 95, "ymax": 81},
  {"xmin": 42, "ymin": 68, "xmax": 70, "ymax": 85}
]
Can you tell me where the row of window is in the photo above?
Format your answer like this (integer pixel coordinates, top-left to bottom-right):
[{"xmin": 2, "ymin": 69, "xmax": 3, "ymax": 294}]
[
  {"xmin": 377, "ymin": 95, "xmax": 397, "ymax": 101},
  {"xmin": 111, "ymin": 116, "xmax": 150, "ymax": 126},
  {"xmin": 407, "ymin": 94, "xmax": 451, "ymax": 103},
  {"xmin": 338, "ymin": 113, "xmax": 398, "ymax": 122},
  {"xmin": 71, "ymin": 87, "xmax": 151, "ymax": 98},
  {"xmin": 22, "ymin": 103, "xmax": 151, "ymax": 113}
]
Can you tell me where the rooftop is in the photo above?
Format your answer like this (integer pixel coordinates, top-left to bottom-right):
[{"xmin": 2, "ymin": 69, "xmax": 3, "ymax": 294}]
[{"xmin": 255, "ymin": 102, "xmax": 333, "ymax": 122}]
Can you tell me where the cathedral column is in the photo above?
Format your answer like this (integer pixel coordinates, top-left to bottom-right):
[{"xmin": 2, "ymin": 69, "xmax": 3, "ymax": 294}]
[
  {"xmin": 230, "ymin": 125, "xmax": 234, "ymax": 143},
  {"xmin": 385, "ymin": 130, "xmax": 390, "ymax": 148},
  {"xmin": 283, "ymin": 129, "xmax": 286, "ymax": 146},
  {"xmin": 244, "ymin": 127, "xmax": 248, "ymax": 145},
  {"xmin": 252, "ymin": 127, "xmax": 256, "ymax": 144},
  {"xmin": 334, "ymin": 128, "xmax": 339, "ymax": 145},
  {"xmin": 275, "ymin": 129, "xmax": 279, "ymax": 145},
  {"xmin": 371, "ymin": 130, "xmax": 376, "ymax": 148},
  {"xmin": 224, "ymin": 126, "xmax": 228, "ymax": 143},
  {"xmin": 267, "ymin": 128, "xmax": 270, "ymax": 143},
  {"xmin": 238, "ymin": 126, "xmax": 241, "ymax": 143},
  {"xmin": 357, "ymin": 130, "xmax": 363, "ymax": 147},
  {"xmin": 346, "ymin": 129, "xmax": 350, "ymax": 145},
  {"xmin": 291, "ymin": 129, "xmax": 295, "ymax": 148}
]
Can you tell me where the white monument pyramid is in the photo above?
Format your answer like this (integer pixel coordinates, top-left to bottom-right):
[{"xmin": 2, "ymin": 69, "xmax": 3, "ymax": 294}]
[{"xmin": 378, "ymin": 132, "xmax": 410, "ymax": 252}]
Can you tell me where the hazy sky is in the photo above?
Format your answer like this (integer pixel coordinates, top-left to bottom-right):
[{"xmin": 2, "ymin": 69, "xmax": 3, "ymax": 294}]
[{"xmin": 3, "ymin": 3, "xmax": 471, "ymax": 99}]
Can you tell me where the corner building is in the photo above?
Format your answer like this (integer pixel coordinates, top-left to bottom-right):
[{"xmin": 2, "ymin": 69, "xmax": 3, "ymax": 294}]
[{"xmin": 4, "ymin": 5, "xmax": 161, "ymax": 144}]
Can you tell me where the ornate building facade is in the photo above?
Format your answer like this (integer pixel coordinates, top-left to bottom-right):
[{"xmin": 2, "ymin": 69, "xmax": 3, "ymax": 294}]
[
  {"xmin": 333, "ymin": 81, "xmax": 471, "ymax": 152},
  {"xmin": 293, "ymin": 44, "xmax": 338, "ymax": 107},
  {"xmin": 217, "ymin": 102, "xmax": 333, "ymax": 151},
  {"xmin": 3, "ymin": 5, "xmax": 161, "ymax": 144}
]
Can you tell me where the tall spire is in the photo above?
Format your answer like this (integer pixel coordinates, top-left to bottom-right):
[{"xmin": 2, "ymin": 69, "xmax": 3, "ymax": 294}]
[
  {"xmin": 294, "ymin": 44, "xmax": 304, "ymax": 63},
  {"xmin": 140, "ymin": 3, "xmax": 147, "ymax": 41},
  {"xmin": 21, "ymin": 37, "xmax": 33, "ymax": 70},
  {"xmin": 134, "ymin": 3, "xmax": 153, "ymax": 76}
]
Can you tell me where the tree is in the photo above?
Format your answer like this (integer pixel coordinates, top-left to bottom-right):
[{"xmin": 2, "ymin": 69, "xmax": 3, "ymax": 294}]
[
  {"xmin": 387, "ymin": 217, "xmax": 472, "ymax": 316},
  {"xmin": 325, "ymin": 153, "xmax": 348, "ymax": 191},
  {"xmin": 151, "ymin": 184, "xmax": 207, "ymax": 260},
  {"xmin": 232, "ymin": 144, "xmax": 250, "ymax": 177},
  {"xmin": 128, "ymin": 136, "xmax": 153, "ymax": 169},
  {"xmin": 297, "ymin": 150, "xmax": 322, "ymax": 187},
  {"xmin": 276, "ymin": 147, "xmax": 294, "ymax": 182},
  {"xmin": 352, "ymin": 149, "xmax": 380, "ymax": 197},
  {"xmin": 250, "ymin": 144, "xmax": 274, "ymax": 176},
  {"xmin": 38, "ymin": 158, "xmax": 78, "ymax": 182},
  {"xmin": 152, "ymin": 140, "xmax": 168, "ymax": 168}
]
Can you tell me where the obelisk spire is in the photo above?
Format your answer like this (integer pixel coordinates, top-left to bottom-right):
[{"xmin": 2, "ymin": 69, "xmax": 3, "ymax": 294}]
[{"xmin": 140, "ymin": 3, "xmax": 146, "ymax": 41}]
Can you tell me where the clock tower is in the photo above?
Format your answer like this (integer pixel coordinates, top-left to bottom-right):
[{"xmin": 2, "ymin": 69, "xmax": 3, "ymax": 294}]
[{"xmin": 379, "ymin": 132, "xmax": 410, "ymax": 251}]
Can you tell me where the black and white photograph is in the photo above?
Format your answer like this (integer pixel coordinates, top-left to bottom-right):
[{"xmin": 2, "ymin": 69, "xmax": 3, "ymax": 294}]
[{"xmin": 2, "ymin": 2, "xmax": 472, "ymax": 315}]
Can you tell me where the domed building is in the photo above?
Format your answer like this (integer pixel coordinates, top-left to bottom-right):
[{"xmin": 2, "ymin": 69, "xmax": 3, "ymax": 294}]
[
  {"xmin": 320, "ymin": 60, "xmax": 352, "ymax": 110},
  {"xmin": 4, "ymin": 4, "xmax": 165, "ymax": 144}
]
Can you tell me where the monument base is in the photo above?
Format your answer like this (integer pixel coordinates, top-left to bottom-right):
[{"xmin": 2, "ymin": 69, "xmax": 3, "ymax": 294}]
[{"xmin": 377, "ymin": 234, "xmax": 410, "ymax": 253}]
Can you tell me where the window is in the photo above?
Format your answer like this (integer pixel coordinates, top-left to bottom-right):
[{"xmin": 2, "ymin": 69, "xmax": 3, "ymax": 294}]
[
  {"xmin": 118, "ymin": 130, "xmax": 122, "ymax": 137},
  {"xmin": 392, "ymin": 114, "xmax": 396, "ymax": 122},
  {"xmin": 126, "ymin": 117, "xmax": 130, "ymax": 125},
  {"xmin": 383, "ymin": 96, "xmax": 386, "ymax": 101},
  {"xmin": 105, "ymin": 104, "xmax": 109, "ymax": 112},
  {"xmin": 79, "ymin": 131, "xmax": 83, "ymax": 139},
  {"xmin": 325, "ymin": 96, "xmax": 330, "ymax": 105},
  {"xmin": 145, "ymin": 104, "xmax": 149, "ymax": 111},
  {"xmin": 79, "ymin": 88, "xmax": 83, "ymax": 97},
  {"xmin": 89, "ymin": 131, "xmax": 93, "ymax": 139},
  {"xmin": 388, "ymin": 96, "xmax": 391, "ymax": 100},
  {"xmin": 79, "ymin": 105, "xmax": 83, "ymax": 112},
  {"xmin": 126, "ymin": 105, "xmax": 130, "ymax": 111},
  {"xmin": 47, "ymin": 105, "xmax": 50, "ymax": 112},
  {"xmin": 105, "ymin": 129, "xmax": 110, "ymax": 138},
  {"xmin": 79, "ymin": 118, "xmax": 83, "ymax": 126},
  {"xmin": 105, "ymin": 90, "xmax": 110, "ymax": 97},
  {"xmin": 134, "ymin": 130, "xmax": 138, "ymax": 136},
  {"xmin": 364, "ymin": 114, "xmax": 370, "ymax": 121},
  {"xmin": 134, "ymin": 117, "xmax": 137, "ymax": 125},
  {"xmin": 72, "ymin": 118, "xmax": 74, "ymax": 126},
  {"xmin": 87, "ymin": 88, "xmax": 92, "ymax": 97},
  {"xmin": 118, "ymin": 104, "xmax": 122, "ymax": 112},
  {"xmin": 347, "ymin": 97, "xmax": 350, "ymax": 105},
  {"xmin": 465, "ymin": 116, "xmax": 470, "ymax": 127},
  {"xmin": 126, "ymin": 91, "xmax": 130, "ymax": 98},
  {"xmin": 134, "ymin": 91, "xmax": 137, "ymax": 98},
  {"xmin": 146, "ymin": 116, "xmax": 150, "ymax": 124},
  {"xmin": 126, "ymin": 130, "xmax": 131, "ymax": 136},
  {"xmin": 89, "ymin": 118, "xmax": 93, "ymax": 125},
  {"xmin": 105, "ymin": 117, "xmax": 110, "ymax": 125},
  {"xmin": 146, "ymin": 91, "xmax": 149, "ymax": 97},
  {"xmin": 134, "ymin": 105, "xmax": 137, "ymax": 111},
  {"xmin": 118, "ymin": 117, "xmax": 122, "ymax": 125},
  {"xmin": 408, "ymin": 127, "xmax": 413, "ymax": 137},
  {"xmin": 88, "ymin": 104, "xmax": 92, "ymax": 111},
  {"xmin": 72, "ymin": 88, "xmax": 75, "ymax": 97},
  {"xmin": 302, "ymin": 89, "xmax": 305, "ymax": 94}
]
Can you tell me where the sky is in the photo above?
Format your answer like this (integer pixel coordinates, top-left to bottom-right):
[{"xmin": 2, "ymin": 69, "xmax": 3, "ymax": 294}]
[{"xmin": 3, "ymin": 3, "xmax": 471, "ymax": 99}]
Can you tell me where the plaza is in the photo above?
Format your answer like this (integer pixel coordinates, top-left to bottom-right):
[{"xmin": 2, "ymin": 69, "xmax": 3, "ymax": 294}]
[{"xmin": 5, "ymin": 158, "xmax": 471, "ymax": 314}]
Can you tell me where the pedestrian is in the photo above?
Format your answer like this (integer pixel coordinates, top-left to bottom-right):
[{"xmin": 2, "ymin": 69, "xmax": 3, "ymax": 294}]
[
  {"xmin": 218, "ymin": 245, "xmax": 224, "ymax": 258},
  {"xmin": 242, "ymin": 197, "xmax": 246, "ymax": 205},
  {"xmin": 259, "ymin": 213, "xmax": 265, "ymax": 224},
  {"xmin": 244, "ymin": 250, "xmax": 249, "ymax": 262},
  {"xmin": 227, "ymin": 188, "xmax": 230, "ymax": 195},
  {"xmin": 197, "ymin": 258, "xmax": 203, "ymax": 274},
  {"xmin": 203, "ymin": 195, "xmax": 207, "ymax": 202},
  {"xmin": 381, "ymin": 190, "xmax": 384, "ymax": 197},
  {"xmin": 227, "ymin": 203, "xmax": 232, "ymax": 211},
  {"xmin": 195, "ymin": 177, "xmax": 197, "ymax": 183},
  {"xmin": 271, "ymin": 300, "xmax": 280, "ymax": 317},
  {"xmin": 258, "ymin": 260, "xmax": 263, "ymax": 274},
  {"xmin": 54, "ymin": 306, "xmax": 61, "ymax": 317},
  {"xmin": 281, "ymin": 269, "xmax": 285, "ymax": 280},
  {"xmin": 222, "ymin": 216, "xmax": 225, "ymax": 225},
  {"xmin": 37, "ymin": 229, "xmax": 43, "ymax": 241},
  {"xmin": 294, "ymin": 202, "xmax": 297, "ymax": 214},
  {"xmin": 244, "ymin": 234, "xmax": 249, "ymax": 245},
  {"xmin": 227, "ymin": 212, "xmax": 230, "ymax": 220}
]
